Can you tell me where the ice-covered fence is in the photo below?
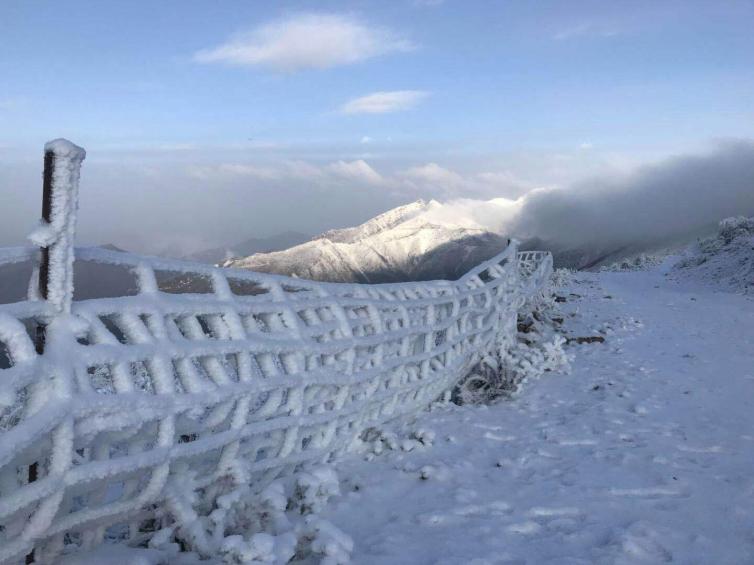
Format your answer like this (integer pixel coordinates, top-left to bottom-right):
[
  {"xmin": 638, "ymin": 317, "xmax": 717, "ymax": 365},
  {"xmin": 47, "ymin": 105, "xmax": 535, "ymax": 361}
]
[
  {"xmin": 517, "ymin": 251, "xmax": 553, "ymax": 303},
  {"xmin": 0, "ymin": 140, "xmax": 552, "ymax": 563}
]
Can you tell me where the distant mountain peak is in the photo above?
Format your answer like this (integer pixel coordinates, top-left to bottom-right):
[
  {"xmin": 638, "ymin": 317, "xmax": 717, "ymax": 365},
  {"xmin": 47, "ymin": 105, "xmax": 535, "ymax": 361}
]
[
  {"xmin": 225, "ymin": 199, "xmax": 509, "ymax": 283},
  {"xmin": 317, "ymin": 199, "xmax": 432, "ymax": 244}
]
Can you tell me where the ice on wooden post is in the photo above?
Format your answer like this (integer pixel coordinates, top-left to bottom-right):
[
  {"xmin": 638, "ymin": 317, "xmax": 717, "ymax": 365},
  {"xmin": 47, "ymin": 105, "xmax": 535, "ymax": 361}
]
[
  {"xmin": 20, "ymin": 139, "xmax": 85, "ymax": 564},
  {"xmin": 27, "ymin": 139, "xmax": 86, "ymax": 314}
]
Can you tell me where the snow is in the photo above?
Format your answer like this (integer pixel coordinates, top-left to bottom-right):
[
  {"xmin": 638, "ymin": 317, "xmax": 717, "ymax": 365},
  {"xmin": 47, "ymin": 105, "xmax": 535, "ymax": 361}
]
[
  {"xmin": 62, "ymin": 467, "xmax": 355, "ymax": 564},
  {"xmin": 313, "ymin": 261, "xmax": 754, "ymax": 564},
  {"xmin": 224, "ymin": 199, "xmax": 517, "ymax": 282},
  {"xmin": 32, "ymin": 138, "xmax": 86, "ymax": 312},
  {"xmin": 58, "ymin": 545, "xmax": 173, "ymax": 565},
  {"xmin": 44, "ymin": 138, "xmax": 87, "ymax": 159},
  {"xmin": 671, "ymin": 216, "xmax": 754, "ymax": 294},
  {"xmin": 67, "ymin": 246, "xmax": 754, "ymax": 563},
  {"xmin": 2, "ymin": 225, "xmax": 549, "ymax": 562},
  {"xmin": 4, "ymin": 174, "xmax": 753, "ymax": 564},
  {"xmin": 600, "ymin": 253, "xmax": 665, "ymax": 272}
]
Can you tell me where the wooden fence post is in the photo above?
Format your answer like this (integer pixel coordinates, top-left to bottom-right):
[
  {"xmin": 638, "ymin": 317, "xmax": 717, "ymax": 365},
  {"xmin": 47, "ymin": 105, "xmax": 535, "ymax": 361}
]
[
  {"xmin": 33, "ymin": 139, "xmax": 86, "ymax": 314},
  {"xmin": 26, "ymin": 139, "xmax": 85, "ymax": 563}
]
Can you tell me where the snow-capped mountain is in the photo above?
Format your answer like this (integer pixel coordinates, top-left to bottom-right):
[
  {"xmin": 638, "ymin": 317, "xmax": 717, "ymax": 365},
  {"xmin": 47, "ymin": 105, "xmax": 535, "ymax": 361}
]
[
  {"xmin": 224, "ymin": 200, "xmax": 511, "ymax": 283},
  {"xmin": 220, "ymin": 195, "xmax": 673, "ymax": 281}
]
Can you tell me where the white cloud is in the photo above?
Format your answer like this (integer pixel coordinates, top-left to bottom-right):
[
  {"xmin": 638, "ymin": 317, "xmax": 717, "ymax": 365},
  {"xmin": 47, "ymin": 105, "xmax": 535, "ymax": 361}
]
[
  {"xmin": 188, "ymin": 163, "xmax": 279, "ymax": 181},
  {"xmin": 197, "ymin": 158, "xmax": 522, "ymax": 196},
  {"xmin": 360, "ymin": 136, "xmax": 373, "ymax": 144},
  {"xmin": 187, "ymin": 158, "xmax": 383, "ymax": 187},
  {"xmin": 282, "ymin": 160, "xmax": 326, "ymax": 180},
  {"xmin": 400, "ymin": 163, "xmax": 534, "ymax": 198},
  {"xmin": 185, "ymin": 156, "xmax": 537, "ymax": 203},
  {"xmin": 341, "ymin": 90, "xmax": 429, "ymax": 114},
  {"xmin": 402, "ymin": 162, "xmax": 464, "ymax": 189},
  {"xmin": 579, "ymin": 142, "xmax": 594, "ymax": 150},
  {"xmin": 194, "ymin": 14, "xmax": 414, "ymax": 71},
  {"xmin": 328, "ymin": 159, "xmax": 383, "ymax": 185},
  {"xmin": 473, "ymin": 171, "xmax": 530, "ymax": 194}
]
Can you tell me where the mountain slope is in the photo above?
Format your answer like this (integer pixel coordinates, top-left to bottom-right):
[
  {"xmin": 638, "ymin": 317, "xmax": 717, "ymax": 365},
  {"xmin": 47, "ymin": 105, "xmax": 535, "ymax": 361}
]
[
  {"xmin": 220, "ymin": 196, "xmax": 694, "ymax": 280},
  {"xmin": 670, "ymin": 216, "xmax": 754, "ymax": 294},
  {"xmin": 221, "ymin": 196, "xmax": 744, "ymax": 281},
  {"xmin": 224, "ymin": 200, "xmax": 511, "ymax": 282}
]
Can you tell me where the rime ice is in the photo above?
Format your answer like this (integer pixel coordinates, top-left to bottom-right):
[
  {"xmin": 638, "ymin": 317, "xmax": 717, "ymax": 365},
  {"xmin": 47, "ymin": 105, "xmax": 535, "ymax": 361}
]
[{"xmin": 0, "ymin": 143, "xmax": 553, "ymax": 564}]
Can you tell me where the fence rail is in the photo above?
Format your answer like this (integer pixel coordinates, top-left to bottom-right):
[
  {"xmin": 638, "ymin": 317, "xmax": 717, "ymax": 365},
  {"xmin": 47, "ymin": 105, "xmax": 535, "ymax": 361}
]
[{"xmin": 0, "ymin": 140, "xmax": 552, "ymax": 563}]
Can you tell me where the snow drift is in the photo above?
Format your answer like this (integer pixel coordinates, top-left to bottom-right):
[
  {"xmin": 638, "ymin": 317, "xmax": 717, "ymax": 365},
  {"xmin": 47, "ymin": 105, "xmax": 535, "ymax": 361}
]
[{"xmin": 671, "ymin": 215, "xmax": 754, "ymax": 294}]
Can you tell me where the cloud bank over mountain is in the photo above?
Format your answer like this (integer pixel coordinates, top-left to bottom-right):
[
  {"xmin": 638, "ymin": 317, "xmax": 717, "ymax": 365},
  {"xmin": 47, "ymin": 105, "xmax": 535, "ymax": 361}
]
[
  {"xmin": 221, "ymin": 140, "xmax": 754, "ymax": 281},
  {"xmin": 403, "ymin": 139, "xmax": 754, "ymax": 266},
  {"xmin": 509, "ymin": 139, "xmax": 754, "ymax": 258},
  {"xmin": 0, "ymin": 140, "xmax": 752, "ymax": 263}
]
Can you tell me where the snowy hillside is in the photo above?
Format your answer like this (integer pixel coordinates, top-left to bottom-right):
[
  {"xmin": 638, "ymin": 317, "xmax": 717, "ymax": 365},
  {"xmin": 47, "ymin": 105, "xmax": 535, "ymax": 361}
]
[
  {"xmin": 225, "ymin": 200, "xmax": 512, "ymax": 282},
  {"xmin": 671, "ymin": 216, "xmax": 754, "ymax": 294},
  {"xmin": 64, "ymin": 230, "xmax": 754, "ymax": 564}
]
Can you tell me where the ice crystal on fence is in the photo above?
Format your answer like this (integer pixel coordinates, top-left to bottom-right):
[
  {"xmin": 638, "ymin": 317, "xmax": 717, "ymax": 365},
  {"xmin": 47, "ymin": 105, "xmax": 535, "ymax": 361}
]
[{"xmin": 453, "ymin": 279, "xmax": 571, "ymax": 405}]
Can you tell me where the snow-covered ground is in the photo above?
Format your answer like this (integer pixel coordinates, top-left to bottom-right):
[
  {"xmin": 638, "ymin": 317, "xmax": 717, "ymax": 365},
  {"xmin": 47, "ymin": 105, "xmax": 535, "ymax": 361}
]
[
  {"xmin": 671, "ymin": 216, "xmax": 754, "ymax": 295},
  {"xmin": 59, "ymin": 233, "xmax": 754, "ymax": 564},
  {"xmin": 318, "ymin": 259, "xmax": 754, "ymax": 564}
]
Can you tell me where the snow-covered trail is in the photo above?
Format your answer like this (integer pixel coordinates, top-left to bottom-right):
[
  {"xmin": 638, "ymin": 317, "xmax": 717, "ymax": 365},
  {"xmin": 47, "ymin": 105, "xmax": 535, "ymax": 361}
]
[{"xmin": 321, "ymin": 267, "xmax": 754, "ymax": 564}]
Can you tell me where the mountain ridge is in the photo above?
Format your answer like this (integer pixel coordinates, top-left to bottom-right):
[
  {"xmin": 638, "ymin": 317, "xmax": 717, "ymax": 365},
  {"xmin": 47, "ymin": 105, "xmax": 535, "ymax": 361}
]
[{"xmin": 225, "ymin": 199, "xmax": 510, "ymax": 282}]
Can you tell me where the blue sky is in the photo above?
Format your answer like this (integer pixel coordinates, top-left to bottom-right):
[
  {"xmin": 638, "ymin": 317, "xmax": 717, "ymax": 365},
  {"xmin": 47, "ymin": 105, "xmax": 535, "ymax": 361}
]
[{"xmin": 1, "ymin": 0, "xmax": 753, "ymax": 253}]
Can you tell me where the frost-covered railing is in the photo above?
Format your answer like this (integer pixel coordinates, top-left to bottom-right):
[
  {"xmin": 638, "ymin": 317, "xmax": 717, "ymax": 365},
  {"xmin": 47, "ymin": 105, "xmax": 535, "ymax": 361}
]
[
  {"xmin": 517, "ymin": 251, "xmax": 553, "ymax": 299},
  {"xmin": 0, "ymin": 140, "xmax": 552, "ymax": 563}
]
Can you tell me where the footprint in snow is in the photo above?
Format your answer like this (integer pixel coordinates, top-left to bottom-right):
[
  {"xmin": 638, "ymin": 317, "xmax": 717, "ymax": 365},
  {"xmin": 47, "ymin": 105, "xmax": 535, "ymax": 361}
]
[
  {"xmin": 473, "ymin": 423, "xmax": 504, "ymax": 431},
  {"xmin": 483, "ymin": 431, "xmax": 517, "ymax": 442},
  {"xmin": 676, "ymin": 444, "xmax": 724, "ymax": 453},
  {"xmin": 630, "ymin": 404, "xmax": 649, "ymax": 415},
  {"xmin": 609, "ymin": 487, "xmax": 685, "ymax": 498},
  {"xmin": 506, "ymin": 521, "xmax": 542, "ymax": 535},
  {"xmin": 454, "ymin": 501, "xmax": 512, "ymax": 517},
  {"xmin": 416, "ymin": 501, "xmax": 512, "ymax": 526},
  {"xmin": 615, "ymin": 522, "xmax": 673, "ymax": 563},
  {"xmin": 557, "ymin": 439, "xmax": 598, "ymax": 446},
  {"xmin": 415, "ymin": 512, "xmax": 462, "ymax": 526},
  {"xmin": 526, "ymin": 506, "xmax": 583, "ymax": 519}
]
